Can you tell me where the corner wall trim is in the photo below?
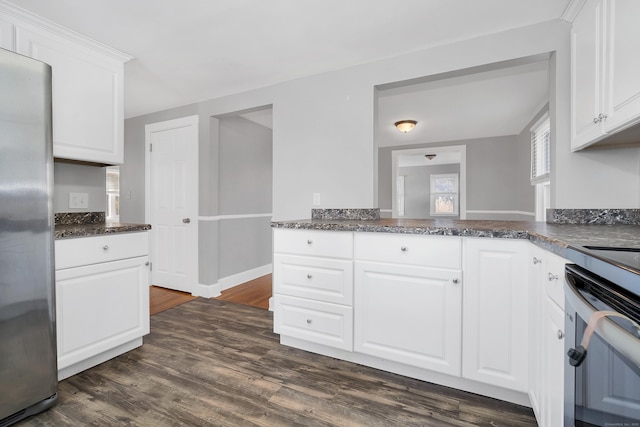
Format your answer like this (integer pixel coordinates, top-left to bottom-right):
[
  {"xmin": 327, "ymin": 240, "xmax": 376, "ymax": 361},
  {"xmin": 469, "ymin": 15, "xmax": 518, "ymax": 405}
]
[
  {"xmin": 193, "ymin": 282, "xmax": 221, "ymax": 298},
  {"xmin": 466, "ymin": 210, "xmax": 535, "ymax": 217},
  {"xmin": 198, "ymin": 213, "xmax": 273, "ymax": 221}
]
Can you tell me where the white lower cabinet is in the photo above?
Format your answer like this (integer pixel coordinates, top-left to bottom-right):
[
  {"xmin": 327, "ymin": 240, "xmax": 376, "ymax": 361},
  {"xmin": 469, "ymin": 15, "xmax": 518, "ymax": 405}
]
[
  {"xmin": 543, "ymin": 297, "xmax": 565, "ymax": 427},
  {"xmin": 354, "ymin": 261, "xmax": 461, "ymax": 376},
  {"xmin": 462, "ymin": 238, "xmax": 530, "ymax": 392},
  {"xmin": 529, "ymin": 244, "xmax": 569, "ymax": 426},
  {"xmin": 54, "ymin": 232, "xmax": 150, "ymax": 380}
]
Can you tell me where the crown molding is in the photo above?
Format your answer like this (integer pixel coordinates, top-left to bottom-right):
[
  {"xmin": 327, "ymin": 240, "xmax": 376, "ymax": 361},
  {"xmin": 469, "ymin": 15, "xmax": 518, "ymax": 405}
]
[
  {"xmin": 0, "ymin": 0, "xmax": 133, "ymax": 62},
  {"xmin": 561, "ymin": 0, "xmax": 588, "ymax": 23}
]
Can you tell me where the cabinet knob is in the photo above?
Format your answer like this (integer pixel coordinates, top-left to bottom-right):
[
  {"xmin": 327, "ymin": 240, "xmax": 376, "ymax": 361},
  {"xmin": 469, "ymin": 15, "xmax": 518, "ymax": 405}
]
[
  {"xmin": 557, "ymin": 330, "xmax": 564, "ymax": 340},
  {"xmin": 400, "ymin": 246, "xmax": 407, "ymax": 252},
  {"xmin": 452, "ymin": 278, "xmax": 459, "ymax": 284},
  {"xmin": 306, "ymin": 319, "xmax": 312, "ymax": 324},
  {"xmin": 183, "ymin": 218, "xmax": 191, "ymax": 224},
  {"xmin": 306, "ymin": 274, "xmax": 312, "ymax": 279},
  {"xmin": 532, "ymin": 257, "xmax": 542, "ymax": 265},
  {"xmin": 145, "ymin": 261, "xmax": 150, "ymax": 266},
  {"xmin": 102, "ymin": 245, "xmax": 109, "ymax": 251},
  {"xmin": 548, "ymin": 273, "xmax": 559, "ymax": 281},
  {"xmin": 307, "ymin": 239, "xmax": 312, "ymax": 245}
]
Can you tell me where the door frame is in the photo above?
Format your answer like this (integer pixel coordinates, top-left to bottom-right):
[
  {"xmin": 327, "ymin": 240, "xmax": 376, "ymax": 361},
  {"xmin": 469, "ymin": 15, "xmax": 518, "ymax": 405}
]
[
  {"xmin": 391, "ymin": 145, "xmax": 467, "ymax": 219},
  {"xmin": 144, "ymin": 115, "xmax": 199, "ymax": 293}
]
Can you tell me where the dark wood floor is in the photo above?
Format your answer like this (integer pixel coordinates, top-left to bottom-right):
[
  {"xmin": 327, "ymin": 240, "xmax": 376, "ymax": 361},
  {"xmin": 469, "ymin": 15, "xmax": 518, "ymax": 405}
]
[{"xmin": 18, "ymin": 296, "xmax": 536, "ymax": 426}]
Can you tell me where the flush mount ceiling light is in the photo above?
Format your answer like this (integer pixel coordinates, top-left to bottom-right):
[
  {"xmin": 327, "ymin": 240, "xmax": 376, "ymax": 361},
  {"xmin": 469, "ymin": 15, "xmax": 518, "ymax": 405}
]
[
  {"xmin": 394, "ymin": 120, "xmax": 417, "ymax": 133},
  {"xmin": 425, "ymin": 154, "xmax": 437, "ymax": 160}
]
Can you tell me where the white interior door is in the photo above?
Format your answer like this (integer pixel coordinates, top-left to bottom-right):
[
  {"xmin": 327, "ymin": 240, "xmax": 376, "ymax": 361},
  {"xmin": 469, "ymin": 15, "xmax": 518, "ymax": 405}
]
[{"xmin": 145, "ymin": 116, "xmax": 198, "ymax": 293}]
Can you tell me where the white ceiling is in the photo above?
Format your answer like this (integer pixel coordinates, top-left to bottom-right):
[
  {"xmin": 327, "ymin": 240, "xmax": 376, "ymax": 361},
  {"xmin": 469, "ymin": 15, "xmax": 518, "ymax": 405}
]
[{"xmin": 8, "ymin": 0, "xmax": 571, "ymax": 120}]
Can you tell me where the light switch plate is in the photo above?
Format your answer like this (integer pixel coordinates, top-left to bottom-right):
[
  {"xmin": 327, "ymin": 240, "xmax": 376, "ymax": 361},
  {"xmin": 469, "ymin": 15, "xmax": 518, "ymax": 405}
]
[{"xmin": 69, "ymin": 192, "xmax": 88, "ymax": 209}]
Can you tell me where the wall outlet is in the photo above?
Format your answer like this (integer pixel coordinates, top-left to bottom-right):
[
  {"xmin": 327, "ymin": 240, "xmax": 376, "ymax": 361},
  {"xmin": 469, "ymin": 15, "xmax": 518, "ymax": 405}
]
[
  {"xmin": 69, "ymin": 192, "xmax": 89, "ymax": 209},
  {"xmin": 312, "ymin": 193, "xmax": 321, "ymax": 206}
]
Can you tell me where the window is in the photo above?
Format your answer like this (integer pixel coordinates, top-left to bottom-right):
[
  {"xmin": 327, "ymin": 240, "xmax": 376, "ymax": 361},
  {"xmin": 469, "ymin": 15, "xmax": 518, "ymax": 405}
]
[
  {"xmin": 531, "ymin": 113, "xmax": 551, "ymax": 221},
  {"xmin": 531, "ymin": 114, "xmax": 550, "ymax": 184},
  {"xmin": 106, "ymin": 166, "xmax": 120, "ymax": 221},
  {"xmin": 430, "ymin": 173, "xmax": 459, "ymax": 216}
]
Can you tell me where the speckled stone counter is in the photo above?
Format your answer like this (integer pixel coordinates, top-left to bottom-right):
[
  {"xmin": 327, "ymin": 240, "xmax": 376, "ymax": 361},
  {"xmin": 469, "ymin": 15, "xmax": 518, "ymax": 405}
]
[
  {"xmin": 54, "ymin": 212, "xmax": 150, "ymax": 239},
  {"xmin": 271, "ymin": 218, "xmax": 640, "ymax": 257}
]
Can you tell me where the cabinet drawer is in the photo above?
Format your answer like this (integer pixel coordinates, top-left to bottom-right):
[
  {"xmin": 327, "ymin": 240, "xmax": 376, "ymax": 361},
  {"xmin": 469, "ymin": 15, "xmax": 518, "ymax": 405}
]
[
  {"xmin": 55, "ymin": 232, "xmax": 149, "ymax": 270},
  {"xmin": 545, "ymin": 252, "xmax": 567, "ymax": 309},
  {"xmin": 354, "ymin": 233, "xmax": 461, "ymax": 269},
  {"xmin": 274, "ymin": 295, "xmax": 353, "ymax": 351},
  {"xmin": 274, "ymin": 254, "xmax": 353, "ymax": 305},
  {"xmin": 274, "ymin": 229, "xmax": 352, "ymax": 259}
]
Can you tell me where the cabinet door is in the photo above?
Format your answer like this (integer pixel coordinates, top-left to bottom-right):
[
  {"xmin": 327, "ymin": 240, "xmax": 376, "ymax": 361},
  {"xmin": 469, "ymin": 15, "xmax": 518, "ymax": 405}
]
[
  {"xmin": 462, "ymin": 238, "xmax": 529, "ymax": 392},
  {"xmin": 354, "ymin": 261, "xmax": 462, "ymax": 376},
  {"xmin": 528, "ymin": 245, "xmax": 545, "ymax": 422},
  {"xmin": 15, "ymin": 24, "xmax": 124, "ymax": 164},
  {"xmin": 603, "ymin": 0, "xmax": 640, "ymax": 133},
  {"xmin": 55, "ymin": 256, "xmax": 150, "ymax": 370},
  {"xmin": 571, "ymin": 0, "xmax": 607, "ymax": 150},
  {"xmin": 542, "ymin": 299, "xmax": 565, "ymax": 427}
]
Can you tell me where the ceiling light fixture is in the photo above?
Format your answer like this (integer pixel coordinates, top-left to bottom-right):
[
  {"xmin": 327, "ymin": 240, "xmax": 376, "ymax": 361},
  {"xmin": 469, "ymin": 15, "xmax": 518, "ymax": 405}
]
[
  {"xmin": 394, "ymin": 120, "xmax": 417, "ymax": 133},
  {"xmin": 425, "ymin": 154, "xmax": 437, "ymax": 160}
]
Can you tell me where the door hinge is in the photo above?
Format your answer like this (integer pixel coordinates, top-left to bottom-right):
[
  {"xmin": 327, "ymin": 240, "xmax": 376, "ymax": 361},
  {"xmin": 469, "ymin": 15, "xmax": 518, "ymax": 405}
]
[{"xmin": 149, "ymin": 143, "xmax": 153, "ymax": 152}]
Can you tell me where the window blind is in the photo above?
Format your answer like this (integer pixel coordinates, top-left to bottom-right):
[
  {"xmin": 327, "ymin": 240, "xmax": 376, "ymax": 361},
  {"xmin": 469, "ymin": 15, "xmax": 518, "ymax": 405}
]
[{"xmin": 531, "ymin": 115, "xmax": 550, "ymax": 184}]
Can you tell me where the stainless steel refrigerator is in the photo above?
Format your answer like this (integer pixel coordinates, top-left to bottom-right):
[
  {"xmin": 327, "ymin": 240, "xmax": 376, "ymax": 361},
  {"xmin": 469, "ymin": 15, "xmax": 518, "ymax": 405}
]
[{"xmin": 0, "ymin": 48, "xmax": 58, "ymax": 425}]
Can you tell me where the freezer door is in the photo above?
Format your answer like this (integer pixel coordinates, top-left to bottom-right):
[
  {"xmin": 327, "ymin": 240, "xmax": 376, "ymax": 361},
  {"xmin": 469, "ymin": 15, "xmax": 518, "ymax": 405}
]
[{"xmin": 0, "ymin": 48, "xmax": 57, "ymax": 421}]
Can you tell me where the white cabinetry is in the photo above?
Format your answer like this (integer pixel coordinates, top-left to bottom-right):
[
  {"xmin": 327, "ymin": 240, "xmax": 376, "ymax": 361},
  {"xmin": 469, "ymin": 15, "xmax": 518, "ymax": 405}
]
[
  {"xmin": 528, "ymin": 245, "xmax": 568, "ymax": 427},
  {"xmin": 354, "ymin": 233, "xmax": 462, "ymax": 376},
  {"xmin": 571, "ymin": 0, "xmax": 640, "ymax": 150},
  {"xmin": 273, "ymin": 229, "xmax": 354, "ymax": 351},
  {"xmin": 54, "ymin": 232, "xmax": 150, "ymax": 380},
  {"xmin": 0, "ymin": 3, "xmax": 131, "ymax": 164},
  {"xmin": 462, "ymin": 238, "xmax": 529, "ymax": 392}
]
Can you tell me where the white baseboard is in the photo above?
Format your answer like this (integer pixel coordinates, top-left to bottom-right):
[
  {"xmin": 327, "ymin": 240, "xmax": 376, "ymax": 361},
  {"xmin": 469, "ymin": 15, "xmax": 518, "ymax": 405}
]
[
  {"xmin": 194, "ymin": 264, "xmax": 272, "ymax": 299},
  {"xmin": 218, "ymin": 264, "xmax": 272, "ymax": 292}
]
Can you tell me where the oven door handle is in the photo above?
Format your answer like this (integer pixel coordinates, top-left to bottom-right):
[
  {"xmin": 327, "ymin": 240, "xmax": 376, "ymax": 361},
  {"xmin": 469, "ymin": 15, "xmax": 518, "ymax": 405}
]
[{"xmin": 565, "ymin": 279, "xmax": 640, "ymax": 368}]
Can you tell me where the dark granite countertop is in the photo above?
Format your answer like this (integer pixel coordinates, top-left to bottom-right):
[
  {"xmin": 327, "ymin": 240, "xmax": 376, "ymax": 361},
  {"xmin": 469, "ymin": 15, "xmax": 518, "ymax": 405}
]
[
  {"xmin": 55, "ymin": 222, "xmax": 151, "ymax": 240},
  {"xmin": 271, "ymin": 218, "xmax": 640, "ymax": 258}
]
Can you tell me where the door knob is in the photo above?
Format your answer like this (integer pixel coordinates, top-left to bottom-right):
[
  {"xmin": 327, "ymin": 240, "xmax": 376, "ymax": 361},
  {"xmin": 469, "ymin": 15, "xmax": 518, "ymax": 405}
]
[{"xmin": 182, "ymin": 218, "xmax": 191, "ymax": 224}]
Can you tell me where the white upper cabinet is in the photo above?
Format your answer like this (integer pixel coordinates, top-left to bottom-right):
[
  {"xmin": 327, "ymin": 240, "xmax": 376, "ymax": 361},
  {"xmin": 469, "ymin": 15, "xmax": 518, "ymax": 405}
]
[
  {"xmin": 571, "ymin": 0, "xmax": 640, "ymax": 150},
  {"xmin": 0, "ymin": 2, "xmax": 131, "ymax": 164}
]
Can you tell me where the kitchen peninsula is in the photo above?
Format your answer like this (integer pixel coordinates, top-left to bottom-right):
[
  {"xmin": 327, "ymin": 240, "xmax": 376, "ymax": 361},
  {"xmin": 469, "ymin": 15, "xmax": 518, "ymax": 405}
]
[
  {"xmin": 54, "ymin": 212, "xmax": 151, "ymax": 380},
  {"xmin": 271, "ymin": 208, "xmax": 640, "ymax": 420}
]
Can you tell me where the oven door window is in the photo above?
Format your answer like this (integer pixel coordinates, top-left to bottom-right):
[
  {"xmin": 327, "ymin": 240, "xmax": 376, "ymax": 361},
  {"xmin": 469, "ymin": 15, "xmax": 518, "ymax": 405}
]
[{"xmin": 574, "ymin": 315, "xmax": 640, "ymax": 426}]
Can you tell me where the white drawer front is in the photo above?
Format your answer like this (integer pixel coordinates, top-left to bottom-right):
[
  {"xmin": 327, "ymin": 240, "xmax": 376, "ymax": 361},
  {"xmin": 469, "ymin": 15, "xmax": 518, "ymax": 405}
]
[
  {"xmin": 274, "ymin": 254, "xmax": 353, "ymax": 305},
  {"xmin": 274, "ymin": 228, "xmax": 353, "ymax": 259},
  {"xmin": 545, "ymin": 252, "xmax": 567, "ymax": 309},
  {"xmin": 55, "ymin": 232, "xmax": 149, "ymax": 270},
  {"xmin": 274, "ymin": 295, "xmax": 353, "ymax": 351},
  {"xmin": 354, "ymin": 233, "xmax": 461, "ymax": 269}
]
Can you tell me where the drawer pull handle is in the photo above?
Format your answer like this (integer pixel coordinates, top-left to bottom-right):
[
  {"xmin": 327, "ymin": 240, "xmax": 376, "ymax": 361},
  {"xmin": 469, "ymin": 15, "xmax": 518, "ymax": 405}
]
[
  {"xmin": 307, "ymin": 239, "xmax": 312, "ymax": 245},
  {"xmin": 103, "ymin": 245, "xmax": 109, "ymax": 251},
  {"xmin": 400, "ymin": 246, "xmax": 407, "ymax": 252},
  {"xmin": 548, "ymin": 273, "xmax": 559, "ymax": 281},
  {"xmin": 307, "ymin": 274, "xmax": 312, "ymax": 279},
  {"xmin": 557, "ymin": 330, "xmax": 564, "ymax": 340},
  {"xmin": 306, "ymin": 319, "xmax": 312, "ymax": 324}
]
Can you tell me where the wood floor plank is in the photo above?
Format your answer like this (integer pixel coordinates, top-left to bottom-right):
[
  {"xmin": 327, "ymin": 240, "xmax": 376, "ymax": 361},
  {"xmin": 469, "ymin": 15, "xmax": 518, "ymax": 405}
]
[{"xmin": 18, "ymin": 298, "xmax": 536, "ymax": 427}]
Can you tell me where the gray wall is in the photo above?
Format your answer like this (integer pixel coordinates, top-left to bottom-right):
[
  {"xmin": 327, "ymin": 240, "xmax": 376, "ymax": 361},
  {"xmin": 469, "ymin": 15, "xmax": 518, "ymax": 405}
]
[
  {"xmin": 218, "ymin": 116, "xmax": 272, "ymax": 278},
  {"xmin": 120, "ymin": 20, "xmax": 640, "ymax": 240},
  {"xmin": 399, "ymin": 164, "xmax": 460, "ymax": 219},
  {"xmin": 379, "ymin": 136, "xmax": 529, "ymax": 219},
  {"xmin": 53, "ymin": 162, "xmax": 106, "ymax": 213}
]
